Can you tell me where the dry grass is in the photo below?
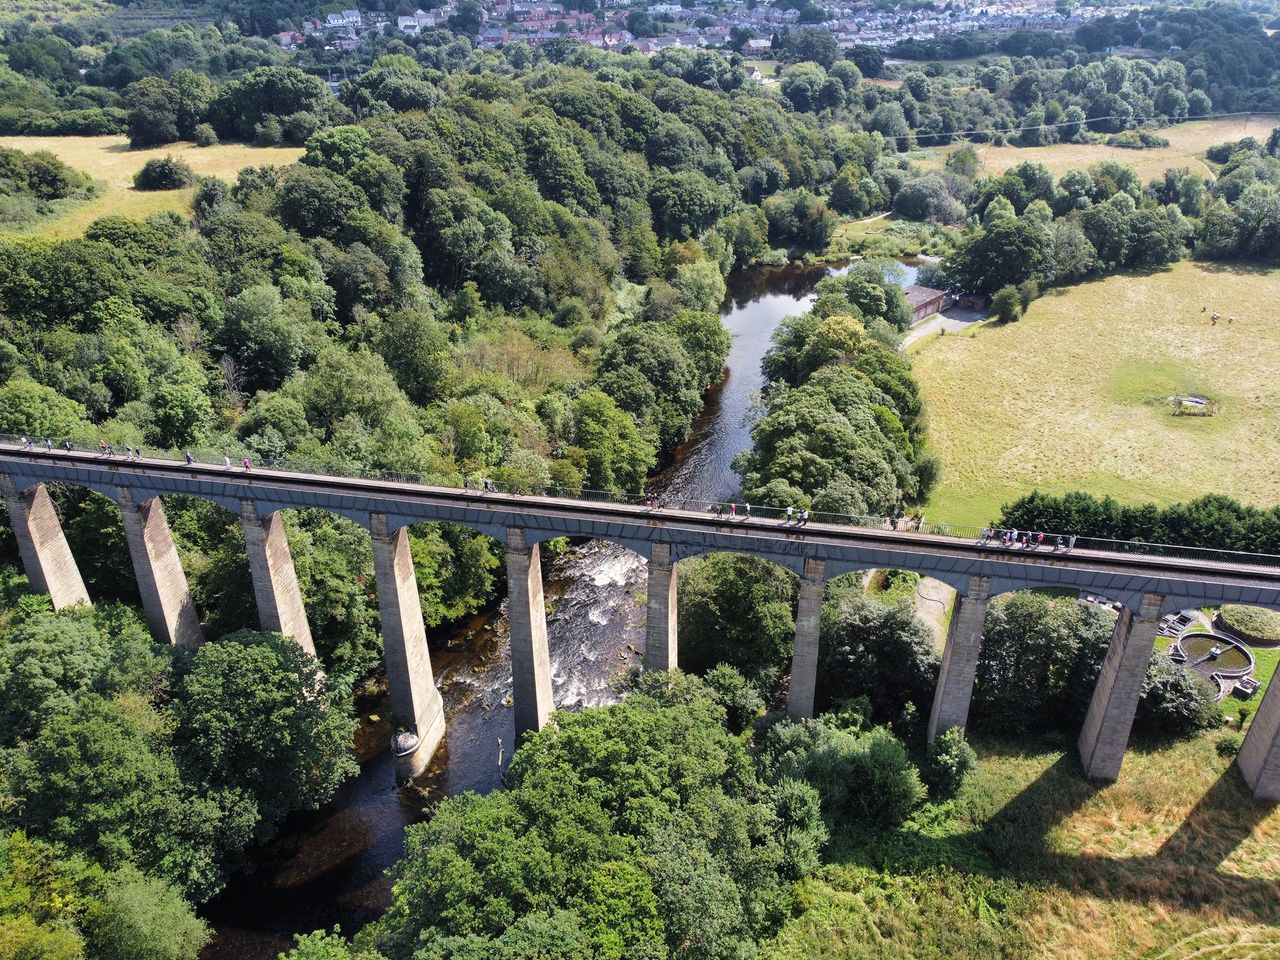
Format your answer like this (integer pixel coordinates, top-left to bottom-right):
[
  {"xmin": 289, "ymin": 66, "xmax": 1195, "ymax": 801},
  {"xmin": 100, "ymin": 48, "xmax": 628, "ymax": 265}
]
[
  {"xmin": 910, "ymin": 261, "xmax": 1280, "ymax": 526},
  {"xmin": 763, "ymin": 732, "xmax": 1280, "ymax": 960},
  {"xmin": 911, "ymin": 114, "xmax": 1280, "ymax": 182},
  {"xmin": 0, "ymin": 135, "xmax": 303, "ymax": 238}
]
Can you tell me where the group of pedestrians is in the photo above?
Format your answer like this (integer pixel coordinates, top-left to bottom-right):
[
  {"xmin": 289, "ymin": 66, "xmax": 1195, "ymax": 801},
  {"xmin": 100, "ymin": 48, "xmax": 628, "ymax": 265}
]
[
  {"xmin": 709, "ymin": 502, "xmax": 751, "ymax": 519},
  {"xmin": 784, "ymin": 505, "xmax": 810, "ymax": 526},
  {"xmin": 94, "ymin": 439, "xmax": 144, "ymax": 460},
  {"xmin": 980, "ymin": 527, "xmax": 1077, "ymax": 552}
]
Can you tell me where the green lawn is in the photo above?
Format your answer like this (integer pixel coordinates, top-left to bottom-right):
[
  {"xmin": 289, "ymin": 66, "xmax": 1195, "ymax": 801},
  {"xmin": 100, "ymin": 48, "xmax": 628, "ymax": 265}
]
[
  {"xmin": 912, "ymin": 261, "xmax": 1280, "ymax": 526},
  {"xmin": 1224, "ymin": 646, "xmax": 1279, "ymax": 724}
]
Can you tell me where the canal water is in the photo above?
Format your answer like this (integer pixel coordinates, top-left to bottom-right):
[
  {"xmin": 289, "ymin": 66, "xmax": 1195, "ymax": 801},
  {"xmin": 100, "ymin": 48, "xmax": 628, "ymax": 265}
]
[{"xmin": 202, "ymin": 258, "xmax": 916, "ymax": 958}]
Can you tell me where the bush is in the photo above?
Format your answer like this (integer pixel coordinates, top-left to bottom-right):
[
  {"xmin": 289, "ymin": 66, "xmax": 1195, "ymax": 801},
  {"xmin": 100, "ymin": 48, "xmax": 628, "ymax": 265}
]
[
  {"xmin": 1215, "ymin": 731, "xmax": 1244, "ymax": 757},
  {"xmin": 922, "ymin": 727, "xmax": 978, "ymax": 800},
  {"xmin": 704, "ymin": 663, "xmax": 764, "ymax": 734},
  {"xmin": 817, "ymin": 586, "xmax": 940, "ymax": 722},
  {"xmin": 762, "ymin": 718, "xmax": 925, "ymax": 829},
  {"xmin": 1237, "ymin": 703, "xmax": 1252, "ymax": 730},
  {"xmin": 192, "ymin": 123, "xmax": 218, "ymax": 147},
  {"xmin": 133, "ymin": 156, "xmax": 195, "ymax": 191},
  {"xmin": 991, "ymin": 284, "xmax": 1022, "ymax": 323},
  {"xmin": 1133, "ymin": 654, "xmax": 1219, "ymax": 738},
  {"xmin": 1016, "ymin": 278, "xmax": 1039, "ymax": 310}
]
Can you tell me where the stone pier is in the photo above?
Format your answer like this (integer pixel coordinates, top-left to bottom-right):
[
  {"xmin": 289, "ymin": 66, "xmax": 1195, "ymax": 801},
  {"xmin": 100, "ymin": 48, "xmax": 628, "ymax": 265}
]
[
  {"xmin": 117, "ymin": 487, "xmax": 203, "ymax": 649},
  {"xmin": 0, "ymin": 476, "xmax": 89, "ymax": 610},
  {"xmin": 1239, "ymin": 677, "xmax": 1280, "ymax": 800},
  {"xmin": 506, "ymin": 527, "xmax": 553, "ymax": 738},
  {"xmin": 788, "ymin": 557, "xmax": 826, "ymax": 719},
  {"xmin": 1078, "ymin": 592, "xmax": 1164, "ymax": 781},
  {"xmin": 370, "ymin": 514, "xmax": 445, "ymax": 782},
  {"xmin": 927, "ymin": 574, "xmax": 991, "ymax": 741},
  {"xmin": 645, "ymin": 542, "xmax": 678, "ymax": 672},
  {"xmin": 240, "ymin": 500, "xmax": 315, "ymax": 656}
]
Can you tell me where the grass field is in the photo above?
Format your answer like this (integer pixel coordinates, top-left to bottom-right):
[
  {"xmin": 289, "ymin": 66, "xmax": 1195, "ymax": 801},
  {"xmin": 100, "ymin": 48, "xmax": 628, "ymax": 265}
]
[
  {"xmin": 763, "ymin": 729, "xmax": 1280, "ymax": 960},
  {"xmin": 910, "ymin": 114, "xmax": 1280, "ymax": 182},
  {"xmin": 0, "ymin": 136, "xmax": 303, "ymax": 239},
  {"xmin": 911, "ymin": 261, "xmax": 1280, "ymax": 527}
]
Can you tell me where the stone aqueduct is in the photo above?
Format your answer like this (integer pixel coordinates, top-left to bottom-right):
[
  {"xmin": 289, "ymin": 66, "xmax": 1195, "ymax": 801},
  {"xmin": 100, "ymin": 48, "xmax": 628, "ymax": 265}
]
[{"xmin": 4, "ymin": 447, "xmax": 1280, "ymax": 801}]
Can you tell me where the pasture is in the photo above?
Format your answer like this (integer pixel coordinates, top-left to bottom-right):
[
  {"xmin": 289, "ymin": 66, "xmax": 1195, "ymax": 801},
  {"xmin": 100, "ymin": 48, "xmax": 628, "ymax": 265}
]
[
  {"xmin": 910, "ymin": 261, "xmax": 1280, "ymax": 527},
  {"xmin": 0, "ymin": 135, "xmax": 303, "ymax": 238},
  {"xmin": 910, "ymin": 114, "xmax": 1280, "ymax": 181}
]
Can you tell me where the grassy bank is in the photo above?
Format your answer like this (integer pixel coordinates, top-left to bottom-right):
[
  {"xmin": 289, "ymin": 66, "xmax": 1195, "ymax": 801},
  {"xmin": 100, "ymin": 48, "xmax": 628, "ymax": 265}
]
[
  {"xmin": 912, "ymin": 261, "xmax": 1280, "ymax": 526},
  {"xmin": 763, "ymin": 729, "xmax": 1280, "ymax": 960},
  {"xmin": 0, "ymin": 135, "xmax": 303, "ymax": 238}
]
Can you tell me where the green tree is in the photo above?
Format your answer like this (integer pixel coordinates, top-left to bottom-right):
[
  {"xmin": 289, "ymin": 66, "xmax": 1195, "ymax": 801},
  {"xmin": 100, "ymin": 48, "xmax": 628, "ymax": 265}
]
[
  {"xmin": 125, "ymin": 76, "xmax": 179, "ymax": 148},
  {"xmin": 570, "ymin": 389, "xmax": 656, "ymax": 493},
  {"xmin": 0, "ymin": 380, "xmax": 89, "ymax": 438},
  {"xmin": 817, "ymin": 584, "xmax": 939, "ymax": 720},
  {"xmin": 86, "ymin": 865, "xmax": 209, "ymax": 960},
  {"xmin": 677, "ymin": 553, "xmax": 797, "ymax": 691},
  {"xmin": 991, "ymin": 285, "xmax": 1022, "ymax": 323},
  {"xmin": 9, "ymin": 693, "xmax": 234, "ymax": 901},
  {"xmin": 171, "ymin": 630, "xmax": 358, "ymax": 843},
  {"xmin": 648, "ymin": 171, "xmax": 730, "ymax": 241}
]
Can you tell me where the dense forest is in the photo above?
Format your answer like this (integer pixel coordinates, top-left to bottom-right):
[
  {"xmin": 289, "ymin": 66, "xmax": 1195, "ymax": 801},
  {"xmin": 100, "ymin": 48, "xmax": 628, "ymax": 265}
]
[{"xmin": 0, "ymin": 4, "xmax": 1275, "ymax": 957}]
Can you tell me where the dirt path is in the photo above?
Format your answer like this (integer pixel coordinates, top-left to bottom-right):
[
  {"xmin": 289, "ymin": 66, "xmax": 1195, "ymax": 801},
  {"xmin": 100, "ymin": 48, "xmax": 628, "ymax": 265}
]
[{"xmin": 914, "ymin": 577, "xmax": 956, "ymax": 651}]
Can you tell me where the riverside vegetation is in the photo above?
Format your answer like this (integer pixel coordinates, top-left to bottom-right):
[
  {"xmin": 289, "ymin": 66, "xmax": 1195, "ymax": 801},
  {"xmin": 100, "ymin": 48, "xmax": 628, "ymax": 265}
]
[{"xmin": 0, "ymin": 6, "xmax": 1277, "ymax": 958}]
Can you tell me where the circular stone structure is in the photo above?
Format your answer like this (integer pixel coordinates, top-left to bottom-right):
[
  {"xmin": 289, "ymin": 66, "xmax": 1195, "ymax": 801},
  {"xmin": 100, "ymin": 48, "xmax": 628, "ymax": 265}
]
[{"xmin": 1168, "ymin": 631, "xmax": 1256, "ymax": 701}]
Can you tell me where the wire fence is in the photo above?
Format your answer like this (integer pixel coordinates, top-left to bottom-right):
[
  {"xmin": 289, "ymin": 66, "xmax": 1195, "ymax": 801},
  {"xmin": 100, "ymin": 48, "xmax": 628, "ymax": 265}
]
[{"xmin": 2, "ymin": 434, "xmax": 1279, "ymax": 572}]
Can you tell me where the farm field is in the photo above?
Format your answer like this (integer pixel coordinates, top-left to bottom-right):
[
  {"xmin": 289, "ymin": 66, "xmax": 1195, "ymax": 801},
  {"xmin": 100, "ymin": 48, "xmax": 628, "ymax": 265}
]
[
  {"xmin": 762, "ymin": 729, "xmax": 1280, "ymax": 960},
  {"xmin": 911, "ymin": 261, "xmax": 1280, "ymax": 527},
  {"xmin": 910, "ymin": 114, "xmax": 1280, "ymax": 181},
  {"xmin": 0, "ymin": 135, "xmax": 303, "ymax": 238}
]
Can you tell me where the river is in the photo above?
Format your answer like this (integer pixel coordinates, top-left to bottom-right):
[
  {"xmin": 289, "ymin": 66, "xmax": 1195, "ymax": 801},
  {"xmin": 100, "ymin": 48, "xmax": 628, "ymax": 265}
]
[{"xmin": 201, "ymin": 258, "xmax": 916, "ymax": 958}]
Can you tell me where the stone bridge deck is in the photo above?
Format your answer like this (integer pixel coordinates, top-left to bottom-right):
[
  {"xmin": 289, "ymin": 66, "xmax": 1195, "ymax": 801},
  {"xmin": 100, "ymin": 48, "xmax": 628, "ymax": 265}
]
[{"xmin": 3, "ymin": 447, "xmax": 1280, "ymax": 800}]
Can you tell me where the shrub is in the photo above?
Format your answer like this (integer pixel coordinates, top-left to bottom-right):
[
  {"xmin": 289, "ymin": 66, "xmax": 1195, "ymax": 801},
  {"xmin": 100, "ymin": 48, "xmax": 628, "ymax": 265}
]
[
  {"xmin": 1238, "ymin": 703, "xmax": 1252, "ymax": 730},
  {"xmin": 922, "ymin": 727, "xmax": 978, "ymax": 800},
  {"xmin": 1215, "ymin": 731, "xmax": 1244, "ymax": 757},
  {"xmin": 254, "ymin": 116, "xmax": 284, "ymax": 146},
  {"xmin": 817, "ymin": 587, "xmax": 940, "ymax": 722},
  {"xmin": 704, "ymin": 663, "xmax": 764, "ymax": 734},
  {"xmin": 991, "ymin": 284, "xmax": 1022, "ymax": 323},
  {"xmin": 192, "ymin": 123, "xmax": 218, "ymax": 147},
  {"xmin": 133, "ymin": 156, "xmax": 195, "ymax": 191},
  {"xmin": 1133, "ymin": 654, "xmax": 1219, "ymax": 738},
  {"xmin": 1016, "ymin": 278, "xmax": 1039, "ymax": 310},
  {"xmin": 762, "ymin": 718, "xmax": 925, "ymax": 829}
]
